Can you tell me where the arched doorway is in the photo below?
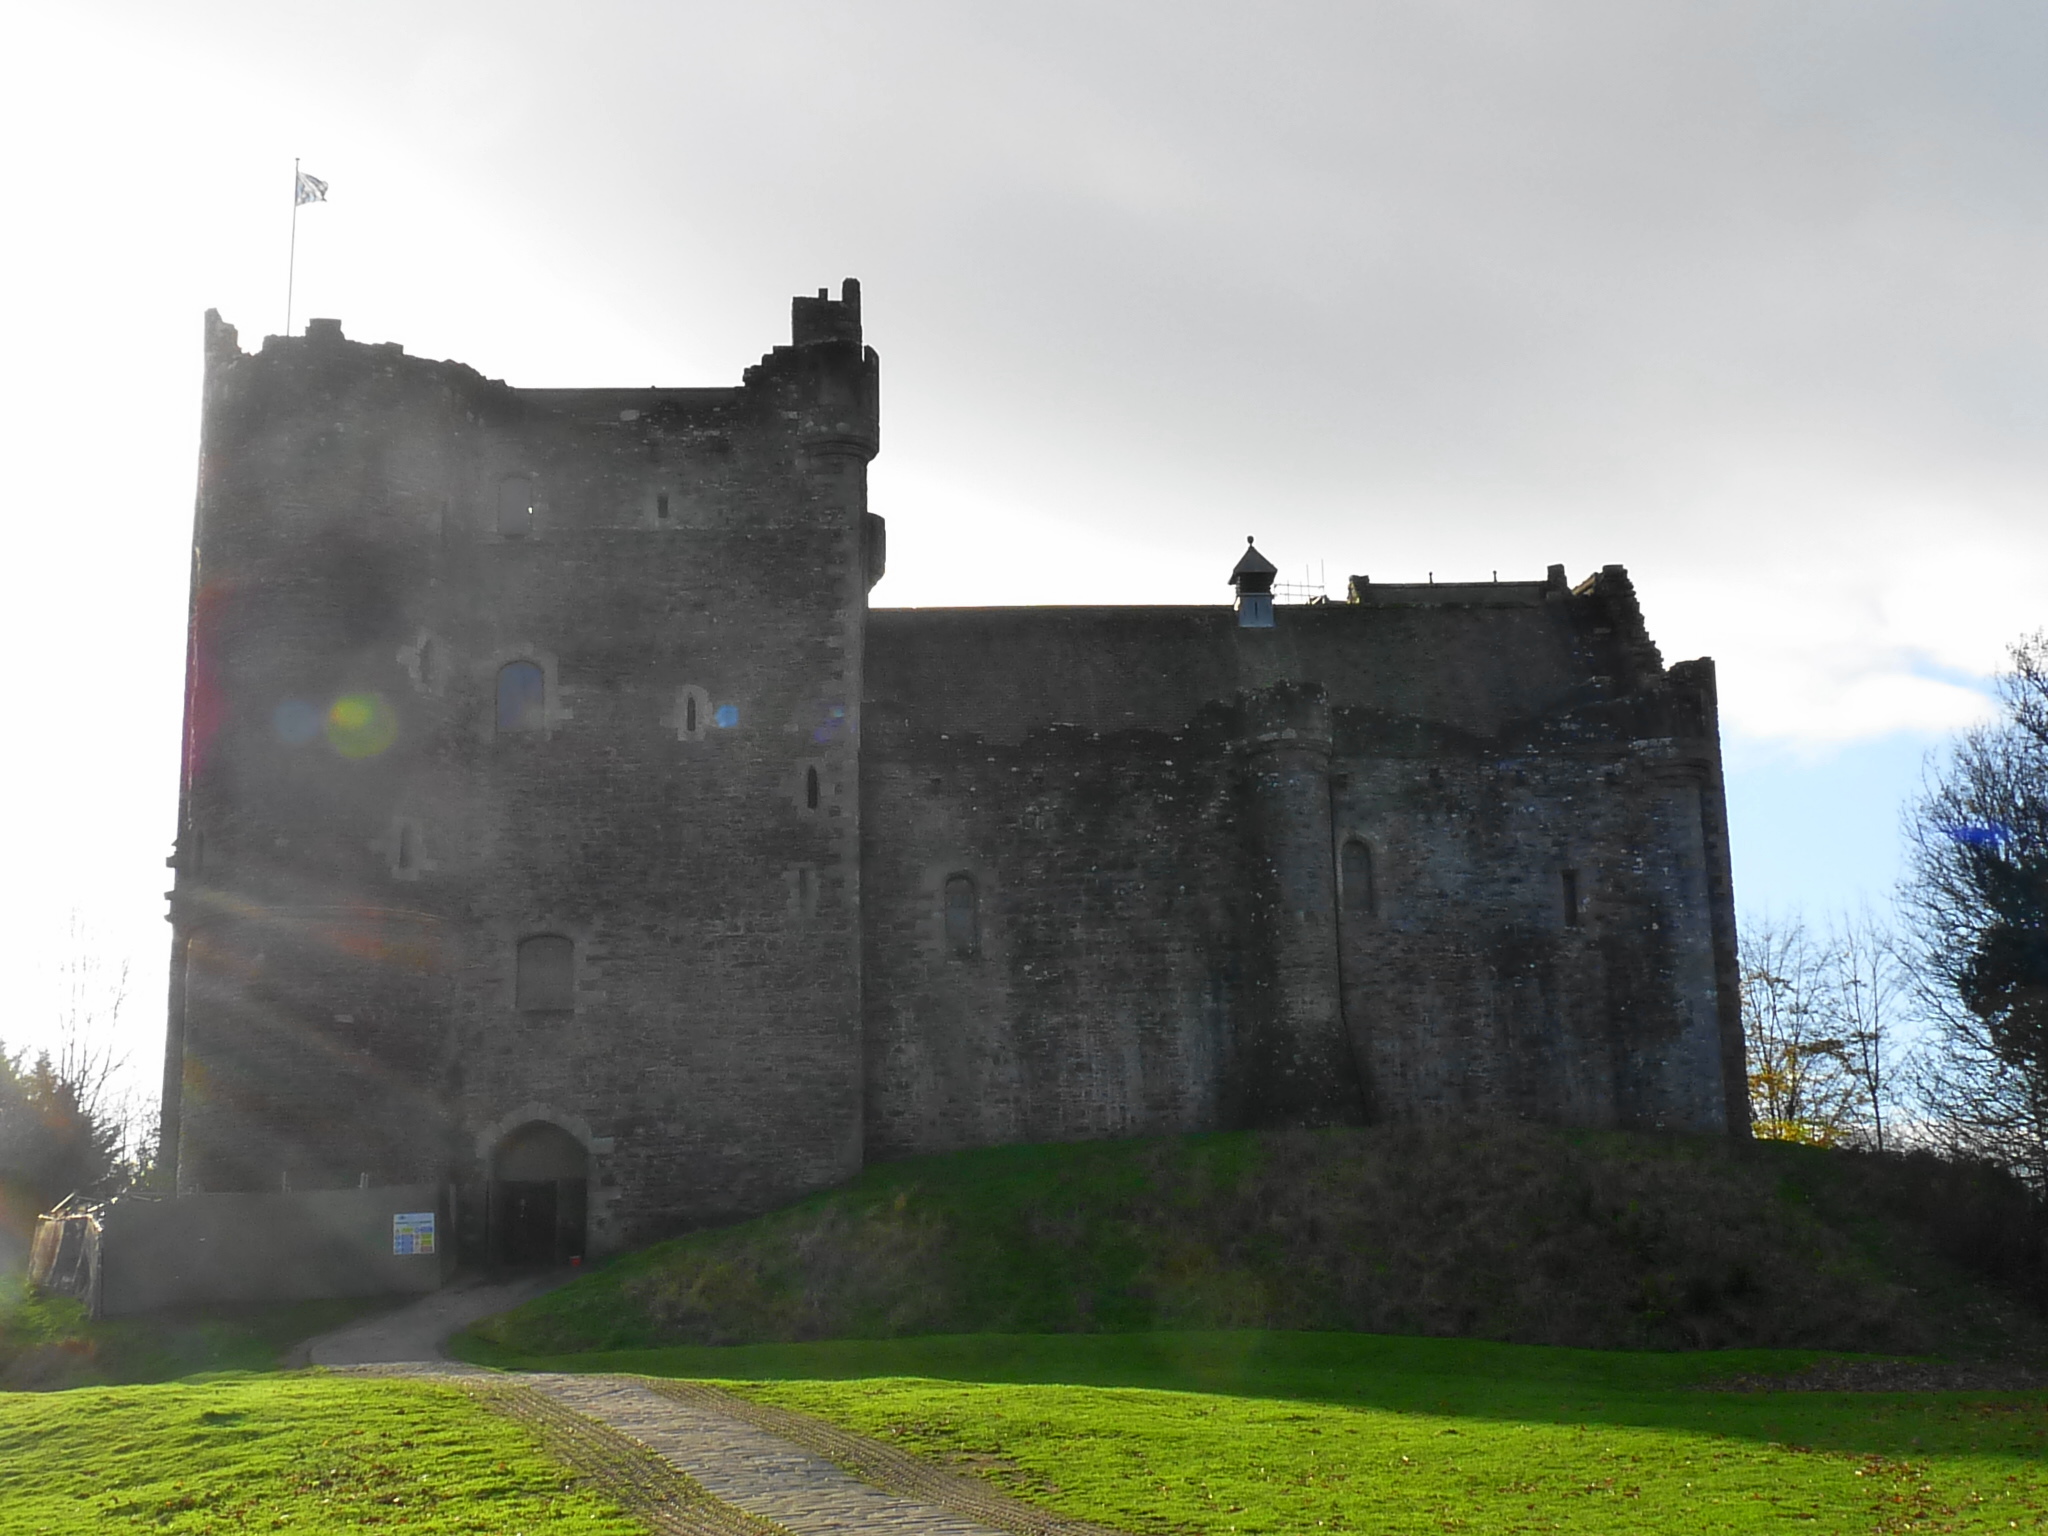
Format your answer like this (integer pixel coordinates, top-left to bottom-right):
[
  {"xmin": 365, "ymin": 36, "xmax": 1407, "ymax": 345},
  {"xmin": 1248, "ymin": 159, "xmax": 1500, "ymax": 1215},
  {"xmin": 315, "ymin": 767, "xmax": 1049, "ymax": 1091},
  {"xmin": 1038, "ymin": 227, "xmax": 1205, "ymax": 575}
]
[{"xmin": 489, "ymin": 1121, "xmax": 588, "ymax": 1267}]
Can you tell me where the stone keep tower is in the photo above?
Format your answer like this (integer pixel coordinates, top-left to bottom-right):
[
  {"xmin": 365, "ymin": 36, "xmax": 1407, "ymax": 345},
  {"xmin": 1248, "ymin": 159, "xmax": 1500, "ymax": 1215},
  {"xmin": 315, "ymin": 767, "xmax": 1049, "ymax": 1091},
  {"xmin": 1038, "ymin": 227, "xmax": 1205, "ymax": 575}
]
[{"xmin": 163, "ymin": 283, "xmax": 881, "ymax": 1258}]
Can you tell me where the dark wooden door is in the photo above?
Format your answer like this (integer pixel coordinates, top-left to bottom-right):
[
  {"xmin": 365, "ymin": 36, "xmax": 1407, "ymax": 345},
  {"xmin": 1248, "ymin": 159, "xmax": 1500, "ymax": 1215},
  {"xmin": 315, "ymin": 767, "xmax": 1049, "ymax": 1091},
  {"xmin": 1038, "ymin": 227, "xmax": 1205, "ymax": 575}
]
[{"xmin": 497, "ymin": 1179, "xmax": 558, "ymax": 1266}]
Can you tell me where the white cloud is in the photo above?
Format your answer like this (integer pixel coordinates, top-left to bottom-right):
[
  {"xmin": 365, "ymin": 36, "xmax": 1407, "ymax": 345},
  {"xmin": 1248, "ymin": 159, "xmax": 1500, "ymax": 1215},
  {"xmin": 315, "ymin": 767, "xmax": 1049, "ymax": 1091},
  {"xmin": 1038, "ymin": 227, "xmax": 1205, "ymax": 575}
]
[{"xmin": 5, "ymin": 0, "xmax": 2048, "ymax": 1017}]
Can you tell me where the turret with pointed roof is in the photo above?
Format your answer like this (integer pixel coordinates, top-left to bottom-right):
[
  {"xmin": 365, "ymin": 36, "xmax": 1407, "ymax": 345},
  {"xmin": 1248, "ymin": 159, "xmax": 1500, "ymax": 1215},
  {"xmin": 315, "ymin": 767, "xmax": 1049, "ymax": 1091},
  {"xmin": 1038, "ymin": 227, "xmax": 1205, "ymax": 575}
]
[{"xmin": 1232, "ymin": 537, "xmax": 1277, "ymax": 627}]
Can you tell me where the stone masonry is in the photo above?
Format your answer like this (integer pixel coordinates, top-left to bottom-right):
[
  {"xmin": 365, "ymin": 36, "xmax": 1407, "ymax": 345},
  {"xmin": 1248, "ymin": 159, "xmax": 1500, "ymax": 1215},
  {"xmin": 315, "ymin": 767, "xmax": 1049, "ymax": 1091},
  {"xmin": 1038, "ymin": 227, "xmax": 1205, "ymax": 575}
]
[{"xmin": 161, "ymin": 281, "xmax": 1747, "ymax": 1261}]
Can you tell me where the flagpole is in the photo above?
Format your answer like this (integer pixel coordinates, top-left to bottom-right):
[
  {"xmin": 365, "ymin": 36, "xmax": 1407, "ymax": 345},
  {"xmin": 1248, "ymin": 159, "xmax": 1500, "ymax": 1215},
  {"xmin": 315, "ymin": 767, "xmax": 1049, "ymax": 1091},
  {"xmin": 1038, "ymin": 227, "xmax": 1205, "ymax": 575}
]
[{"xmin": 285, "ymin": 156, "xmax": 300, "ymax": 337}]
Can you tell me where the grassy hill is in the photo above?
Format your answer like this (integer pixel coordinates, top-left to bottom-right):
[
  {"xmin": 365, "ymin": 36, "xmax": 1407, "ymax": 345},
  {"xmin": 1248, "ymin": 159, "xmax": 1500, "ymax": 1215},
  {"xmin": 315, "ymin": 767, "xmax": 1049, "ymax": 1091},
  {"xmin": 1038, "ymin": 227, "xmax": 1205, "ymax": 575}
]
[{"xmin": 460, "ymin": 1122, "xmax": 2047, "ymax": 1363}]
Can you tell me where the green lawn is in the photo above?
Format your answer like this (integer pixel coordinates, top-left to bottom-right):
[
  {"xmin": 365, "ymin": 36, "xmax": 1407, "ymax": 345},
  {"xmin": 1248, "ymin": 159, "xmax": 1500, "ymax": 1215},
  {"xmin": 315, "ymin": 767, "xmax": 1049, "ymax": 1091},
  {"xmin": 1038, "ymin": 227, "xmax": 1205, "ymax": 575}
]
[
  {"xmin": 465, "ymin": 1329, "xmax": 2048, "ymax": 1533},
  {"xmin": 741, "ymin": 1375, "xmax": 2048, "ymax": 1533},
  {"xmin": 4, "ymin": 1325, "xmax": 2043, "ymax": 1533},
  {"xmin": 0, "ymin": 1373, "xmax": 646, "ymax": 1535}
]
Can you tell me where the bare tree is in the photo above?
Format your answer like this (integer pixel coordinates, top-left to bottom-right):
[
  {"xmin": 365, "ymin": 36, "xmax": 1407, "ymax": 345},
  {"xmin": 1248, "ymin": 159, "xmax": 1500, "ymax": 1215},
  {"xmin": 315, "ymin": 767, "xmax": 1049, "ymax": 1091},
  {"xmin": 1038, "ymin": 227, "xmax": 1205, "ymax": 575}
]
[
  {"xmin": 1900, "ymin": 630, "xmax": 2048, "ymax": 1189},
  {"xmin": 1828, "ymin": 907, "xmax": 1911, "ymax": 1153},
  {"xmin": 1742, "ymin": 914, "xmax": 1861, "ymax": 1145}
]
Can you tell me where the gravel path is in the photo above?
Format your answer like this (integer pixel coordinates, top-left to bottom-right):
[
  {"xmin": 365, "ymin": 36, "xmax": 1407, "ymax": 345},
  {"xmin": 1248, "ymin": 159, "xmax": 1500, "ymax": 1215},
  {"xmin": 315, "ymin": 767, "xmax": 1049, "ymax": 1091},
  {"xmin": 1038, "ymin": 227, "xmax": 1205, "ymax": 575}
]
[{"xmin": 299, "ymin": 1272, "xmax": 570, "ymax": 1366}]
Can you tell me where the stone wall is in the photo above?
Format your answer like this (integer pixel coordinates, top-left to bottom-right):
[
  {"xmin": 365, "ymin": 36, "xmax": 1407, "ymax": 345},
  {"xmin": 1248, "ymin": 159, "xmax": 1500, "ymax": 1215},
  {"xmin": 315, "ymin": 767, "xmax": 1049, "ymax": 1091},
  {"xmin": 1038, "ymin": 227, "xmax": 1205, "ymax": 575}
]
[
  {"xmin": 98, "ymin": 1186, "xmax": 450, "ymax": 1316},
  {"xmin": 162, "ymin": 282, "xmax": 1745, "ymax": 1277},
  {"xmin": 859, "ymin": 578, "xmax": 1742, "ymax": 1154}
]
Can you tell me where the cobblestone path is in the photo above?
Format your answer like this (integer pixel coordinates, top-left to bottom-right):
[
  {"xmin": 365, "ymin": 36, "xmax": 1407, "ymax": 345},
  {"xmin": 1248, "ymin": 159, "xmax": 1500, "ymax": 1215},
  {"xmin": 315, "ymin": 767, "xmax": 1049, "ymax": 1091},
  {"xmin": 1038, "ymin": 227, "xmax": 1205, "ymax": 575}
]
[
  {"xmin": 350, "ymin": 1365, "xmax": 1126, "ymax": 1536},
  {"xmin": 527, "ymin": 1374, "xmax": 1020, "ymax": 1536}
]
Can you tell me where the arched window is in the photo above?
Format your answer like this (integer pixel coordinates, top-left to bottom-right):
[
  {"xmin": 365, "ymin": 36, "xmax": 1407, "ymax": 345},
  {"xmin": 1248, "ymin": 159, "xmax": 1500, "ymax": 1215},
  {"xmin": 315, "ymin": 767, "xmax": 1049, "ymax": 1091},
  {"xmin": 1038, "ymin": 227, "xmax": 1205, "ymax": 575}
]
[
  {"xmin": 805, "ymin": 766, "xmax": 820, "ymax": 810},
  {"xmin": 1340, "ymin": 839, "xmax": 1375, "ymax": 915},
  {"xmin": 497, "ymin": 476, "xmax": 535, "ymax": 537},
  {"xmin": 516, "ymin": 935, "xmax": 575, "ymax": 1011},
  {"xmin": 944, "ymin": 873, "xmax": 978, "ymax": 956},
  {"xmin": 498, "ymin": 661, "xmax": 545, "ymax": 733}
]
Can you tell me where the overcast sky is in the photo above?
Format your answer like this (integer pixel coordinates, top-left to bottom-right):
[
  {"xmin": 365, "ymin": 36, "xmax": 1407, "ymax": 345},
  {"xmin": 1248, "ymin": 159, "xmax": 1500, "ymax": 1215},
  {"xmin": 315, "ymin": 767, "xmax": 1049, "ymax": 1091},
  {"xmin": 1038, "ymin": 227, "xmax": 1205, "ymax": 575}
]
[{"xmin": 2, "ymin": 2, "xmax": 2043, "ymax": 1096}]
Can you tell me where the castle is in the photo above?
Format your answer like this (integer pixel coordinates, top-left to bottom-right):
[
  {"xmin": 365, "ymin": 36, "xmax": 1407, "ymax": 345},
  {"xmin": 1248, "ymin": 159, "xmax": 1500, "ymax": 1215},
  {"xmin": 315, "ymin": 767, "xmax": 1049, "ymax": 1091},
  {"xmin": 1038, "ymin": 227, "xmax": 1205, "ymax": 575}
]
[{"xmin": 161, "ymin": 281, "xmax": 1748, "ymax": 1265}]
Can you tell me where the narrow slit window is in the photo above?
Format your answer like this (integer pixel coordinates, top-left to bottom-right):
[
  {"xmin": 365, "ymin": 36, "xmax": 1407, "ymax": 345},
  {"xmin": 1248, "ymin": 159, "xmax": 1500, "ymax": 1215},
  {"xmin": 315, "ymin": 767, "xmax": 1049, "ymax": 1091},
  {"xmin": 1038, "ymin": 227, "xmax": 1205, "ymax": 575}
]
[
  {"xmin": 516, "ymin": 934, "xmax": 575, "ymax": 1011},
  {"xmin": 1561, "ymin": 869, "xmax": 1581, "ymax": 928},
  {"xmin": 805, "ymin": 766, "xmax": 820, "ymax": 809},
  {"xmin": 397, "ymin": 823, "xmax": 418, "ymax": 873},
  {"xmin": 656, "ymin": 491, "xmax": 670, "ymax": 521},
  {"xmin": 943, "ymin": 873, "xmax": 978, "ymax": 957},
  {"xmin": 674, "ymin": 685, "xmax": 710, "ymax": 743},
  {"xmin": 497, "ymin": 661, "xmax": 546, "ymax": 732},
  {"xmin": 1340, "ymin": 839, "xmax": 1375, "ymax": 915}
]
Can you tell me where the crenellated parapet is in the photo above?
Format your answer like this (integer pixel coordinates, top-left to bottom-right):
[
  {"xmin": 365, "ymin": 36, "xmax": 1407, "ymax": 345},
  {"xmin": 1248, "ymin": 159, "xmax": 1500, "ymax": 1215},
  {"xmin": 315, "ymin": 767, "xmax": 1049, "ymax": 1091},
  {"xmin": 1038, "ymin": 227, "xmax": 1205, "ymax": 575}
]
[{"xmin": 745, "ymin": 279, "xmax": 880, "ymax": 466}]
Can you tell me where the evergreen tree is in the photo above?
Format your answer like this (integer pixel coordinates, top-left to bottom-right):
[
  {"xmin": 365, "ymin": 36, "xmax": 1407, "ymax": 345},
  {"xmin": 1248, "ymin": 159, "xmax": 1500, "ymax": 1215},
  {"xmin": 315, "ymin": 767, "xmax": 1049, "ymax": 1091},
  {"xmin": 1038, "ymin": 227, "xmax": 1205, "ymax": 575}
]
[
  {"xmin": 0, "ymin": 1043, "xmax": 128, "ymax": 1215},
  {"xmin": 1956, "ymin": 843, "xmax": 2048, "ymax": 1093}
]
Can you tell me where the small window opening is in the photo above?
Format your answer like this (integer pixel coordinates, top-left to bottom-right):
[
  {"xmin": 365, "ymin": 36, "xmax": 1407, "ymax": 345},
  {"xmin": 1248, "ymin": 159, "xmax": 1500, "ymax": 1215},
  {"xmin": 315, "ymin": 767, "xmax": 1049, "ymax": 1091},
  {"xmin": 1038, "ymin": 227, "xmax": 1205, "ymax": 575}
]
[
  {"xmin": 805, "ymin": 766, "xmax": 820, "ymax": 809},
  {"xmin": 674, "ymin": 685, "xmax": 711, "ymax": 742},
  {"xmin": 516, "ymin": 934, "xmax": 575, "ymax": 1011},
  {"xmin": 943, "ymin": 873, "xmax": 978, "ymax": 957},
  {"xmin": 397, "ymin": 823, "xmax": 418, "ymax": 872},
  {"xmin": 657, "ymin": 491, "xmax": 670, "ymax": 521},
  {"xmin": 498, "ymin": 661, "xmax": 546, "ymax": 732},
  {"xmin": 1340, "ymin": 839, "xmax": 1375, "ymax": 915},
  {"xmin": 1561, "ymin": 869, "xmax": 1581, "ymax": 928}
]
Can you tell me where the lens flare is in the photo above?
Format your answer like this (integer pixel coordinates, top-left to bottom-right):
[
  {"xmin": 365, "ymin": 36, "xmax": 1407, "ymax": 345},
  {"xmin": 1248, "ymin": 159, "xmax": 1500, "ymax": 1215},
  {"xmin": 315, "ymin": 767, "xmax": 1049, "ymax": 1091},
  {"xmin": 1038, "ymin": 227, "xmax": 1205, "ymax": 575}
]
[
  {"xmin": 326, "ymin": 693, "xmax": 398, "ymax": 758},
  {"xmin": 819, "ymin": 702, "xmax": 850, "ymax": 743},
  {"xmin": 1943, "ymin": 823, "xmax": 2013, "ymax": 848}
]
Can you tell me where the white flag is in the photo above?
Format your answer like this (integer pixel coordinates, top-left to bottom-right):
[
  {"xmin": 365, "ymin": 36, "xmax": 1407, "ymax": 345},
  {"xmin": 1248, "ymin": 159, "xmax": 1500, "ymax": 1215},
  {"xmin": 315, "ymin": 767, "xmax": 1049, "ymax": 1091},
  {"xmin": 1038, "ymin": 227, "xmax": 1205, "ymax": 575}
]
[{"xmin": 295, "ymin": 170, "xmax": 328, "ymax": 206}]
